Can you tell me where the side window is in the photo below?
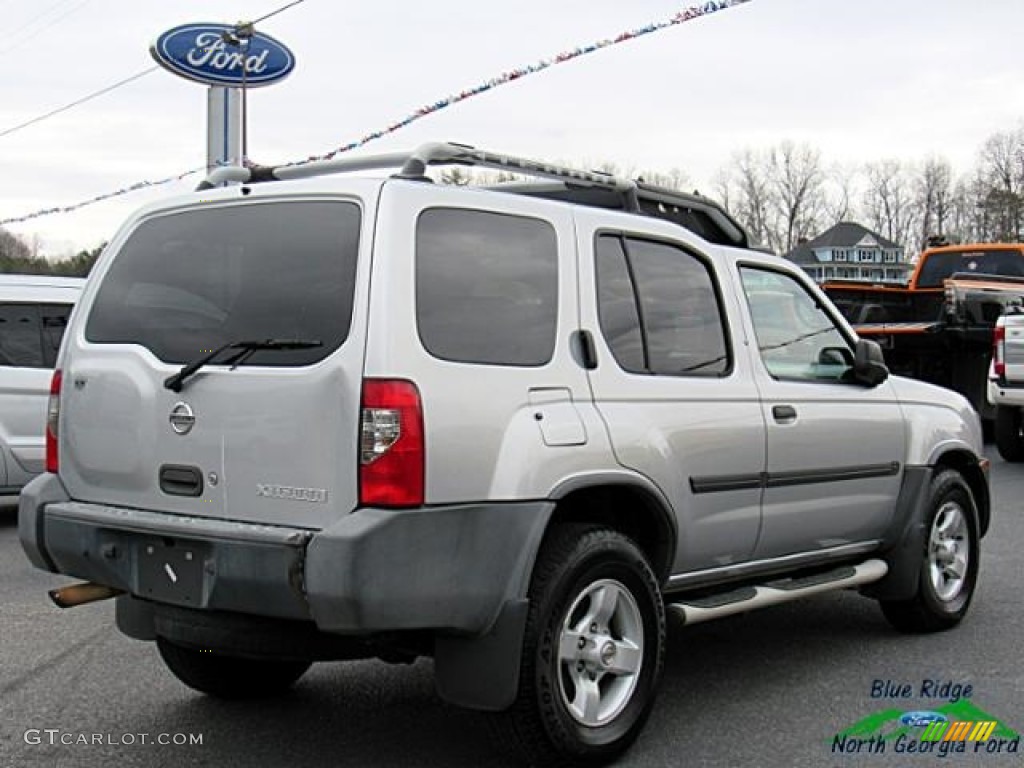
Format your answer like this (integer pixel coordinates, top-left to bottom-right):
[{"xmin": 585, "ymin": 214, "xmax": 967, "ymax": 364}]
[
  {"xmin": 417, "ymin": 208, "xmax": 558, "ymax": 366},
  {"xmin": 595, "ymin": 234, "xmax": 730, "ymax": 376},
  {"xmin": 40, "ymin": 304, "xmax": 73, "ymax": 367},
  {"xmin": 740, "ymin": 267, "xmax": 853, "ymax": 382},
  {"xmin": 0, "ymin": 304, "xmax": 44, "ymax": 368},
  {"xmin": 595, "ymin": 236, "xmax": 644, "ymax": 372}
]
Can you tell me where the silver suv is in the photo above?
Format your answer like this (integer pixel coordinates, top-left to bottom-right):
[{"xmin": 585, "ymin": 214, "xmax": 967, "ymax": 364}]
[
  {"xmin": 0, "ymin": 274, "xmax": 81, "ymax": 495},
  {"xmin": 20, "ymin": 143, "xmax": 989, "ymax": 766}
]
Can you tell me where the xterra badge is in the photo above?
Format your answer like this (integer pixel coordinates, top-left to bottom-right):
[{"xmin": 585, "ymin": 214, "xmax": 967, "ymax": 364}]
[{"xmin": 256, "ymin": 484, "xmax": 328, "ymax": 503}]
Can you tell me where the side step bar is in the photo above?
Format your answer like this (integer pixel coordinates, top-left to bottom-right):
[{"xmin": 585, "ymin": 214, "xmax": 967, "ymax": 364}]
[{"xmin": 669, "ymin": 559, "xmax": 888, "ymax": 626}]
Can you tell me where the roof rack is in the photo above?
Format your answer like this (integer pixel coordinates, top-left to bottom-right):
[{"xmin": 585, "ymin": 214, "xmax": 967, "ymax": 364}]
[{"xmin": 197, "ymin": 141, "xmax": 641, "ymax": 211}]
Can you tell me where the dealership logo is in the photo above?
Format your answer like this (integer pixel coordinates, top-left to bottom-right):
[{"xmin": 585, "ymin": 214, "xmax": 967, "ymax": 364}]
[
  {"xmin": 831, "ymin": 682, "xmax": 1019, "ymax": 758},
  {"xmin": 150, "ymin": 23, "xmax": 295, "ymax": 87}
]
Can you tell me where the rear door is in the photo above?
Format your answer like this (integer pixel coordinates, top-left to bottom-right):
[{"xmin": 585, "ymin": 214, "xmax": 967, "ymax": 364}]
[
  {"xmin": 577, "ymin": 213, "xmax": 766, "ymax": 573},
  {"xmin": 60, "ymin": 195, "xmax": 373, "ymax": 529}
]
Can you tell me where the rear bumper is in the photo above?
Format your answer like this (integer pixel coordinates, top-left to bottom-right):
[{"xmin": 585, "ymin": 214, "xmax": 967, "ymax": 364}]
[
  {"xmin": 987, "ymin": 376, "xmax": 1024, "ymax": 408},
  {"xmin": 19, "ymin": 473, "xmax": 552, "ymax": 636}
]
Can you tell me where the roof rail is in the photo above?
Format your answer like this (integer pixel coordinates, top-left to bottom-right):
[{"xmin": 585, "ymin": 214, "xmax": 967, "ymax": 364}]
[{"xmin": 196, "ymin": 141, "xmax": 641, "ymax": 211}]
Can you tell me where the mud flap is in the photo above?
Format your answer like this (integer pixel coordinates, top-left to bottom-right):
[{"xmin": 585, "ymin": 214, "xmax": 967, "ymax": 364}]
[
  {"xmin": 433, "ymin": 599, "xmax": 529, "ymax": 712},
  {"xmin": 862, "ymin": 466, "xmax": 930, "ymax": 601}
]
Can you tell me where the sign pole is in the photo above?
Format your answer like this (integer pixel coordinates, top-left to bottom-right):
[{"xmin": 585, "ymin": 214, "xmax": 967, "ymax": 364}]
[{"xmin": 206, "ymin": 86, "xmax": 242, "ymax": 173}]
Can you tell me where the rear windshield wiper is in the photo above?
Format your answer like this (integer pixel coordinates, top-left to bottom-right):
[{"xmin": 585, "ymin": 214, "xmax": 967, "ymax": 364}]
[{"xmin": 164, "ymin": 339, "xmax": 323, "ymax": 393}]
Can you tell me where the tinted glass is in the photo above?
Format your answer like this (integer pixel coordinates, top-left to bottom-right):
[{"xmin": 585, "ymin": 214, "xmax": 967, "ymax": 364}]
[
  {"xmin": 0, "ymin": 304, "xmax": 43, "ymax": 367},
  {"xmin": 40, "ymin": 304, "xmax": 73, "ymax": 367},
  {"xmin": 86, "ymin": 201, "xmax": 361, "ymax": 366},
  {"xmin": 417, "ymin": 208, "xmax": 558, "ymax": 366},
  {"xmin": 741, "ymin": 267, "xmax": 853, "ymax": 382},
  {"xmin": 916, "ymin": 249, "xmax": 1024, "ymax": 288},
  {"xmin": 627, "ymin": 239, "xmax": 729, "ymax": 376},
  {"xmin": 595, "ymin": 235, "xmax": 645, "ymax": 372}
]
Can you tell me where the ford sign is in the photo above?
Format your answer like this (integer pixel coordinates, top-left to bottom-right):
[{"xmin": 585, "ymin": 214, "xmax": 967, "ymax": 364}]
[
  {"xmin": 151, "ymin": 23, "xmax": 295, "ymax": 87},
  {"xmin": 900, "ymin": 711, "xmax": 949, "ymax": 728}
]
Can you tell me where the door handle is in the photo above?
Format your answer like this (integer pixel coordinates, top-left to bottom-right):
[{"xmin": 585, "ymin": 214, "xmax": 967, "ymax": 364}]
[{"xmin": 772, "ymin": 405, "xmax": 797, "ymax": 423}]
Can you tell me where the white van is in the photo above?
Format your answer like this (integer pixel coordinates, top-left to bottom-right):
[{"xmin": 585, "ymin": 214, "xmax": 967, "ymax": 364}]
[{"xmin": 0, "ymin": 275, "xmax": 83, "ymax": 495}]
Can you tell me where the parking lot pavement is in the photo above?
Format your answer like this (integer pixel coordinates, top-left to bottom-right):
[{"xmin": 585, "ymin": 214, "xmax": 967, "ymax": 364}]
[{"xmin": 1, "ymin": 461, "xmax": 1021, "ymax": 767}]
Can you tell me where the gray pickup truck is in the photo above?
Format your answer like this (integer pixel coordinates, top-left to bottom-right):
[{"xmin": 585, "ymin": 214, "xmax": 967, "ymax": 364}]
[{"xmin": 20, "ymin": 143, "xmax": 989, "ymax": 767}]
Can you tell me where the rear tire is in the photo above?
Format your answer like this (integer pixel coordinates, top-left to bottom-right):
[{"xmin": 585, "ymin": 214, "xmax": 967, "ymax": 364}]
[
  {"xmin": 994, "ymin": 405, "xmax": 1024, "ymax": 462},
  {"xmin": 879, "ymin": 469, "xmax": 979, "ymax": 633},
  {"xmin": 156, "ymin": 637, "xmax": 311, "ymax": 699},
  {"xmin": 494, "ymin": 525, "xmax": 665, "ymax": 767}
]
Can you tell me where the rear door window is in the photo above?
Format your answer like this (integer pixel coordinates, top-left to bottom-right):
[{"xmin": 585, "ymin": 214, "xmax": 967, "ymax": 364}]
[
  {"xmin": 86, "ymin": 201, "xmax": 361, "ymax": 366},
  {"xmin": 595, "ymin": 234, "xmax": 730, "ymax": 376}
]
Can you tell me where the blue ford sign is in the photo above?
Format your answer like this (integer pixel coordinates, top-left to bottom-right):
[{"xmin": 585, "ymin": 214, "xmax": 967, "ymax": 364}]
[
  {"xmin": 150, "ymin": 23, "xmax": 295, "ymax": 87},
  {"xmin": 900, "ymin": 711, "xmax": 949, "ymax": 728}
]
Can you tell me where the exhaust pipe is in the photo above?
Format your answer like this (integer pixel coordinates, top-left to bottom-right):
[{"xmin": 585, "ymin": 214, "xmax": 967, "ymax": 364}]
[{"xmin": 49, "ymin": 582, "xmax": 124, "ymax": 609}]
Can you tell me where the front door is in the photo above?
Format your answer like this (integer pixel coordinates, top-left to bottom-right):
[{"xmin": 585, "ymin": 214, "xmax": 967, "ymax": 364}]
[{"xmin": 737, "ymin": 265, "xmax": 906, "ymax": 559}]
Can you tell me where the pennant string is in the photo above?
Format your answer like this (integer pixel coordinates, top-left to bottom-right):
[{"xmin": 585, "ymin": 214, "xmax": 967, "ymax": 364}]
[{"xmin": 1, "ymin": 0, "xmax": 754, "ymax": 226}]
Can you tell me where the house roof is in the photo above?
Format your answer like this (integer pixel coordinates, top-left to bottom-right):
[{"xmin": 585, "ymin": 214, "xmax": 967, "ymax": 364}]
[{"xmin": 785, "ymin": 222, "xmax": 901, "ymax": 265}]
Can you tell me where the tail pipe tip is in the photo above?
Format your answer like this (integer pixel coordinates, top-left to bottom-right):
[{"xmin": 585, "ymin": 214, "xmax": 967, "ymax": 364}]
[{"xmin": 48, "ymin": 582, "xmax": 125, "ymax": 609}]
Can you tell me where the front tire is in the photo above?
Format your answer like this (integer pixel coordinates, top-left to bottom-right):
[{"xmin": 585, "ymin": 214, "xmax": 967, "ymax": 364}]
[
  {"xmin": 994, "ymin": 405, "xmax": 1024, "ymax": 462},
  {"xmin": 156, "ymin": 637, "xmax": 311, "ymax": 699},
  {"xmin": 496, "ymin": 526, "xmax": 665, "ymax": 767},
  {"xmin": 880, "ymin": 469, "xmax": 979, "ymax": 633}
]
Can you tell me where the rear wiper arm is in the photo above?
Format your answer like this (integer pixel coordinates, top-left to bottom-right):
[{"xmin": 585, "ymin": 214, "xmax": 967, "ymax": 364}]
[{"xmin": 163, "ymin": 338, "xmax": 323, "ymax": 393}]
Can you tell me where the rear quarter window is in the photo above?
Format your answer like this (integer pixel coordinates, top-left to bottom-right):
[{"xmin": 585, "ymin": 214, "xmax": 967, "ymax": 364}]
[
  {"xmin": 416, "ymin": 208, "xmax": 558, "ymax": 366},
  {"xmin": 85, "ymin": 201, "xmax": 361, "ymax": 366}
]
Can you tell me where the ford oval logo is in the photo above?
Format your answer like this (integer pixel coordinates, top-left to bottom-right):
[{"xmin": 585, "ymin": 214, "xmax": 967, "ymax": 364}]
[
  {"xmin": 169, "ymin": 402, "xmax": 196, "ymax": 435},
  {"xmin": 900, "ymin": 711, "xmax": 948, "ymax": 728},
  {"xmin": 150, "ymin": 23, "xmax": 295, "ymax": 87}
]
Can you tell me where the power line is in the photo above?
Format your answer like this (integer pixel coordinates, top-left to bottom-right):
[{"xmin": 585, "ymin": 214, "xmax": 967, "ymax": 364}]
[
  {"xmin": 0, "ymin": 66, "xmax": 158, "ymax": 140},
  {"xmin": 252, "ymin": 0, "xmax": 307, "ymax": 26},
  {"xmin": 1, "ymin": 0, "xmax": 77, "ymax": 44},
  {"xmin": 0, "ymin": 0, "xmax": 751, "ymax": 227},
  {"xmin": 0, "ymin": 0, "xmax": 92, "ymax": 57},
  {"xmin": 0, "ymin": 0, "xmax": 309, "ymax": 142}
]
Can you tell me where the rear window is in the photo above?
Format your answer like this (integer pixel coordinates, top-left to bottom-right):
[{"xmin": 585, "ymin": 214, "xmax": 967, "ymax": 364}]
[
  {"xmin": 916, "ymin": 249, "xmax": 1024, "ymax": 288},
  {"xmin": 86, "ymin": 201, "xmax": 361, "ymax": 366},
  {"xmin": 416, "ymin": 208, "xmax": 558, "ymax": 366}
]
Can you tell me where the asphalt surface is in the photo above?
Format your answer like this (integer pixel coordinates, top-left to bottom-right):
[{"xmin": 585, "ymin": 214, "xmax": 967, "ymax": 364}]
[{"xmin": 1, "ymin": 459, "xmax": 1021, "ymax": 768}]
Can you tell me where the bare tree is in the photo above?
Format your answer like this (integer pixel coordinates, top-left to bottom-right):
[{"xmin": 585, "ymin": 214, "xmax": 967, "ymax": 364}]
[
  {"xmin": 862, "ymin": 159, "xmax": 919, "ymax": 249},
  {"xmin": 914, "ymin": 155, "xmax": 954, "ymax": 249},
  {"xmin": 717, "ymin": 148, "xmax": 778, "ymax": 251},
  {"xmin": 821, "ymin": 162, "xmax": 859, "ymax": 228},
  {"xmin": 638, "ymin": 167, "xmax": 690, "ymax": 191},
  {"xmin": 768, "ymin": 141, "xmax": 825, "ymax": 253},
  {"xmin": 977, "ymin": 127, "xmax": 1024, "ymax": 240},
  {"xmin": 439, "ymin": 168, "xmax": 471, "ymax": 186}
]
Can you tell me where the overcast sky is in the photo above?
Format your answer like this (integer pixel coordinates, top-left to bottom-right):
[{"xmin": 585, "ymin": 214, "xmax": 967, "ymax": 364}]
[{"xmin": 2, "ymin": 0, "xmax": 1024, "ymax": 255}]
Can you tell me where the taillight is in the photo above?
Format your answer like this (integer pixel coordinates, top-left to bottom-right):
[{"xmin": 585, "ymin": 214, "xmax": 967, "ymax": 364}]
[
  {"xmin": 46, "ymin": 369, "xmax": 62, "ymax": 473},
  {"xmin": 993, "ymin": 324, "xmax": 1006, "ymax": 379},
  {"xmin": 359, "ymin": 379, "xmax": 424, "ymax": 508}
]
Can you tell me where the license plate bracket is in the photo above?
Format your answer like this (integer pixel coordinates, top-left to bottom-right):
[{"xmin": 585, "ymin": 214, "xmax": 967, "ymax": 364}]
[{"xmin": 137, "ymin": 540, "xmax": 207, "ymax": 606}]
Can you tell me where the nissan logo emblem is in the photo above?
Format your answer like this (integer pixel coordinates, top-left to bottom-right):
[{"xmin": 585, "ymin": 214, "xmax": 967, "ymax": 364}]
[{"xmin": 169, "ymin": 402, "xmax": 196, "ymax": 435}]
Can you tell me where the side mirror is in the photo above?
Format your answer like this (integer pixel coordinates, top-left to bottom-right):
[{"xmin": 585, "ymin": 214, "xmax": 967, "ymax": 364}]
[
  {"xmin": 853, "ymin": 338, "xmax": 889, "ymax": 387},
  {"xmin": 819, "ymin": 346, "xmax": 854, "ymax": 367}
]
